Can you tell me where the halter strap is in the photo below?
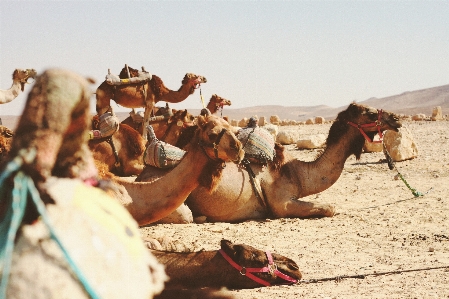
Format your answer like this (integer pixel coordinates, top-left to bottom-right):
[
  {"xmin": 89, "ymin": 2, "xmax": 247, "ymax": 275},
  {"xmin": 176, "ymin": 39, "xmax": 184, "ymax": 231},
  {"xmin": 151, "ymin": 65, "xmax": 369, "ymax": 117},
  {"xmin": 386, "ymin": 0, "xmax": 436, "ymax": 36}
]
[
  {"xmin": 199, "ymin": 128, "xmax": 227, "ymax": 160},
  {"xmin": 347, "ymin": 109, "xmax": 384, "ymax": 143},
  {"xmin": 218, "ymin": 249, "xmax": 298, "ymax": 287}
]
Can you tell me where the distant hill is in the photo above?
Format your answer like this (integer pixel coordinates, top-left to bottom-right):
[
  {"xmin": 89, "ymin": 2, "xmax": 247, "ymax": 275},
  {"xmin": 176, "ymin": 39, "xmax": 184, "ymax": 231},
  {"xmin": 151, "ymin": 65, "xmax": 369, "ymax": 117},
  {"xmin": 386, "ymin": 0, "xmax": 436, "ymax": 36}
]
[{"xmin": 2, "ymin": 84, "xmax": 448, "ymax": 129}]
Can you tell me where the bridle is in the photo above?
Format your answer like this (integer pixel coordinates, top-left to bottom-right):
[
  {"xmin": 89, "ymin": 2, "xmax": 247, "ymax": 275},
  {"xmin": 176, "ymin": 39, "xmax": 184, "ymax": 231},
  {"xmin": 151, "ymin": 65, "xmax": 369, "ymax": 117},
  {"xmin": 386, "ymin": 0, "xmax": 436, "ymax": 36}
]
[
  {"xmin": 198, "ymin": 128, "xmax": 228, "ymax": 161},
  {"xmin": 347, "ymin": 109, "xmax": 384, "ymax": 143},
  {"xmin": 218, "ymin": 249, "xmax": 298, "ymax": 286}
]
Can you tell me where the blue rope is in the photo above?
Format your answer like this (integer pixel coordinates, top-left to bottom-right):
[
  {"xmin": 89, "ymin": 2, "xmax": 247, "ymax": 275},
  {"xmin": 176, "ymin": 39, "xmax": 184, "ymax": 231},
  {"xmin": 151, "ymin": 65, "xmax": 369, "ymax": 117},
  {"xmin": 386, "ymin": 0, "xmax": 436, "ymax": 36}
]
[{"xmin": 0, "ymin": 149, "xmax": 101, "ymax": 299}]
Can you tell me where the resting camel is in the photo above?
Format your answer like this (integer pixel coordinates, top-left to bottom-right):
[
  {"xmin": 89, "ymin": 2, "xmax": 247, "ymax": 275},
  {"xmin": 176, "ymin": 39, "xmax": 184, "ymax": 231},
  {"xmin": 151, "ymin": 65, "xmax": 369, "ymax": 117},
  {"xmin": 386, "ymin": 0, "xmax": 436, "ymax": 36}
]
[
  {"xmin": 1, "ymin": 69, "xmax": 166, "ymax": 299},
  {"xmin": 113, "ymin": 114, "xmax": 244, "ymax": 226},
  {"xmin": 95, "ymin": 65, "xmax": 206, "ymax": 139},
  {"xmin": 153, "ymin": 239, "xmax": 301, "ymax": 291},
  {"xmin": 137, "ymin": 103, "xmax": 402, "ymax": 223},
  {"xmin": 0, "ymin": 125, "xmax": 14, "ymax": 164},
  {"xmin": 89, "ymin": 108, "xmax": 198, "ymax": 176},
  {"xmin": 0, "ymin": 68, "xmax": 37, "ymax": 104}
]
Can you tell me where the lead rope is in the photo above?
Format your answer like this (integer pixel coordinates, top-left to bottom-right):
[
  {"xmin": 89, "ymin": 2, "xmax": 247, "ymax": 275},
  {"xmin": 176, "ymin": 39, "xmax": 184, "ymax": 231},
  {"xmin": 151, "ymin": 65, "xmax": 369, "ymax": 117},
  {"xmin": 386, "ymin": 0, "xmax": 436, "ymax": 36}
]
[
  {"xmin": 0, "ymin": 148, "xmax": 101, "ymax": 299},
  {"xmin": 383, "ymin": 143, "xmax": 433, "ymax": 197}
]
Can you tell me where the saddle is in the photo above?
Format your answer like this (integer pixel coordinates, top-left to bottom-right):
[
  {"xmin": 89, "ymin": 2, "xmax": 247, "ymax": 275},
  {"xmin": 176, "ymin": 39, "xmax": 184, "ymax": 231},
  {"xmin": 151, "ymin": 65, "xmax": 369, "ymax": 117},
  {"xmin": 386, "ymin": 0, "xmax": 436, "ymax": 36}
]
[
  {"xmin": 143, "ymin": 125, "xmax": 186, "ymax": 169},
  {"xmin": 238, "ymin": 125, "xmax": 276, "ymax": 165},
  {"xmin": 105, "ymin": 65, "xmax": 152, "ymax": 86}
]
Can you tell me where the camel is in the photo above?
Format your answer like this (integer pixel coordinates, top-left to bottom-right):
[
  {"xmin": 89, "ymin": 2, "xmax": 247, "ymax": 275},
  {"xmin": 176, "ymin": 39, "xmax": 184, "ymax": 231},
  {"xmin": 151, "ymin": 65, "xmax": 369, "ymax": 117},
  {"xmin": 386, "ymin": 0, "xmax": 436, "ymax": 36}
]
[
  {"xmin": 207, "ymin": 94, "xmax": 232, "ymax": 116},
  {"xmin": 0, "ymin": 125, "xmax": 14, "ymax": 164},
  {"xmin": 0, "ymin": 68, "xmax": 37, "ymax": 104},
  {"xmin": 113, "ymin": 114, "xmax": 244, "ymax": 226},
  {"xmin": 89, "ymin": 108, "xmax": 198, "ymax": 177},
  {"xmin": 152, "ymin": 239, "xmax": 301, "ymax": 290},
  {"xmin": 1, "ymin": 68, "xmax": 166, "ymax": 299},
  {"xmin": 186, "ymin": 103, "xmax": 403, "ymax": 222},
  {"xmin": 88, "ymin": 123, "xmax": 146, "ymax": 176},
  {"xmin": 95, "ymin": 65, "xmax": 206, "ymax": 139},
  {"xmin": 137, "ymin": 103, "xmax": 402, "ymax": 223}
]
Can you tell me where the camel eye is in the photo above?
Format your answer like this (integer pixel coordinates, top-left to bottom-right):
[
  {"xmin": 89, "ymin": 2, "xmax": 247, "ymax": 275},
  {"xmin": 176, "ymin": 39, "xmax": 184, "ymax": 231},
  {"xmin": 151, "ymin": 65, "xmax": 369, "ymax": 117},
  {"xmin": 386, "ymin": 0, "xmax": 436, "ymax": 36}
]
[{"xmin": 208, "ymin": 133, "xmax": 218, "ymax": 142}]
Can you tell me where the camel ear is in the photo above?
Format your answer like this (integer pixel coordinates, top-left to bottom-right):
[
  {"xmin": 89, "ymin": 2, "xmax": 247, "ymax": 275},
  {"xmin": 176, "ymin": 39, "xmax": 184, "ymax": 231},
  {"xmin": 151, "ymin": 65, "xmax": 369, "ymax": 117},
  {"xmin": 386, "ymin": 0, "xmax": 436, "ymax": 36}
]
[{"xmin": 220, "ymin": 239, "xmax": 233, "ymax": 250}]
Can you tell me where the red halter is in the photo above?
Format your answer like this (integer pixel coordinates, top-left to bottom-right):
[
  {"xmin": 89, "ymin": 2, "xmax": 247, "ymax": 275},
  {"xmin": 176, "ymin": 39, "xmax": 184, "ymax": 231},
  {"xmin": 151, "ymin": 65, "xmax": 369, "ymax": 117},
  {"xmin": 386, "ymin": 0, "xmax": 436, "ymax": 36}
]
[
  {"xmin": 347, "ymin": 109, "xmax": 384, "ymax": 143},
  {"xmin": 218, "ymin": 249, "xmax": 298, "ymax": 287}
]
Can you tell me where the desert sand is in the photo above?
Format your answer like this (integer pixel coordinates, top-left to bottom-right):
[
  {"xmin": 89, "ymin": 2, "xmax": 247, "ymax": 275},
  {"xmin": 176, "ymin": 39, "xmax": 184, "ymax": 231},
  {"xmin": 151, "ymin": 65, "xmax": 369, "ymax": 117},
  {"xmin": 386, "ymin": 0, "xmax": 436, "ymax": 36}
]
[{"xmin": 142, "ymin": 120, "xmax": 449, "ymax": 298}]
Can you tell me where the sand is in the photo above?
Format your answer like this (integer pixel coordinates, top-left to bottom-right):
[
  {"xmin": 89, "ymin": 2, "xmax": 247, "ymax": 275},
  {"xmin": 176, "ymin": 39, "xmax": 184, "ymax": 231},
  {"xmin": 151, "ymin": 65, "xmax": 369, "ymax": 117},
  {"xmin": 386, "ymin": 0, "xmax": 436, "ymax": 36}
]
[{"xmin": 141, "ymin": 120, "xmax": 449, "ymax": 298}]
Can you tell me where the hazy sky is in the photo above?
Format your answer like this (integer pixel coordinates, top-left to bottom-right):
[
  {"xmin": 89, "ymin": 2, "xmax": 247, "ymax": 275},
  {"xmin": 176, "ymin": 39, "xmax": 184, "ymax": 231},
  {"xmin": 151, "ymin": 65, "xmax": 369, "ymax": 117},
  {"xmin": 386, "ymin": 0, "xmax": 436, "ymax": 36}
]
[{"xmin": 1, "ymin": 1, "xmax": 448, "ymax": 116}]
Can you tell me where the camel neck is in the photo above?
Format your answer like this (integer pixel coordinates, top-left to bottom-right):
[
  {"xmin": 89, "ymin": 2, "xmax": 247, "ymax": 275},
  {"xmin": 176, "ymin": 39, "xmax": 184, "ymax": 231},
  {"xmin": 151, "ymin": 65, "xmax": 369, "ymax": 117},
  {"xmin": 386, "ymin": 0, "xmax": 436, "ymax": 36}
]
[
  {"xmin": 119, "ymin": 143, "xmax": 214, "ymax": 226},
  {"xmin": 0, "ymin": 81, "xmax": 22, "ymax": 104},
  {"xmin": 158, "ymin": 83, "xmax": 194, "ymax": 104},
  {"xmin": 294, "ymin": 128, "xmax": 363, "ymax": 198}
]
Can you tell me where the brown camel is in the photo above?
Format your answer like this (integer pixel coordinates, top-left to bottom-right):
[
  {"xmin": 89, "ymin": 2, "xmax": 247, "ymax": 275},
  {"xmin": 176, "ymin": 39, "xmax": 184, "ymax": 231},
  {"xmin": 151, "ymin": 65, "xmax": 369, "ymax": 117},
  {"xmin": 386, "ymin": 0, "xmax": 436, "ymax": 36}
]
[
  {"xmin": 95, "ymin": 65, "xmax": 206, "ymax": 139},
  {"xmin": 88, "ymin": 123, "xmax": 146, "ymax": 176},
  {"xmin": 0, "ymin": 68, "xmax": 37, "ymax": 104},
  {"xmin": 89, "ymin": 108, "xmax": 198, "ymax": 177},
  {"xmin": 206, "ymin": 94, "xmax": 232, "ymax": 116},
  {"xmin": 137, "ymin": 103, "xmax": 402, "ymax": 223},
  {"xmin": 0, "ymin": 125, "xmax": 14, "ymax": 164},
  {"xmin": 152, "ymin": 239, "xmax": 301, "ymax": 290},
  {"xmin": 113, "ymin": 114, "xmax": 244, "ymax": 226},
  {"xmin": 1, "ymin": 68, "xmax": 166, "ymax": 299}
]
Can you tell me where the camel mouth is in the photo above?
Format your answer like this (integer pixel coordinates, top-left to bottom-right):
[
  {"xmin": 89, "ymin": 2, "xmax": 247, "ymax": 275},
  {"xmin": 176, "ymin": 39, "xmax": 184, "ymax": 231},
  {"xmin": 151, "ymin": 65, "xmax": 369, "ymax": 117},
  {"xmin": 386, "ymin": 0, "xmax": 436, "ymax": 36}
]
[{"xmin": 386, "ymin": 117, "xmax": 402, "ymax": 132}]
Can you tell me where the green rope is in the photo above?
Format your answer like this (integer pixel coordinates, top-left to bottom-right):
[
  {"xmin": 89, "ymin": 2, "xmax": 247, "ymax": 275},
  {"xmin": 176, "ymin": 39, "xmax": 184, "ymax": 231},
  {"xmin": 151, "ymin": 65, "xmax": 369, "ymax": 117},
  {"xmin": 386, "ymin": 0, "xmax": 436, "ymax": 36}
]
[
  {"xmin": 383, "ymin": 144, "xmax": 432, "ymax": 198},
  {"xmin": 0, "ymin": 149, "xmax": 101, "ymax": 299}
]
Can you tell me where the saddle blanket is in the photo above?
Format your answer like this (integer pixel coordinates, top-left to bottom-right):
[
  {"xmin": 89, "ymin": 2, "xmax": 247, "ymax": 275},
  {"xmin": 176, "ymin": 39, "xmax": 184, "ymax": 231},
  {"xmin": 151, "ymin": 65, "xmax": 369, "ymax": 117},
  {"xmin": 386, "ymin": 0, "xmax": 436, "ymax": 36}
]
[{"xmin": 238, "ymin": 126, "xmax": 275, "ymax": 164}]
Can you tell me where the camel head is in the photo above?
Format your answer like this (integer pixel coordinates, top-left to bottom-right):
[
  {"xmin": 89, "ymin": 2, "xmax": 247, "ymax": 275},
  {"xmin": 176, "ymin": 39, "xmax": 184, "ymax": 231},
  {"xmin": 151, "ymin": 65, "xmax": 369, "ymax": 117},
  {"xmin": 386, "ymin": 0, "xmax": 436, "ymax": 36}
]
[
  {"xmin": 13, "ymin": 68, "xmax": 37, "ymax": 91},
  {"xmin": 195, "ymin": 114, "xmax": 244, "ymax": 164},
  {"xmin": 210, "ymin": 94, "xmax": 232, "ymax": 109},
  {"xmin": 328, "ymin": 102, "xmax": 402, "ymax": 159},
  {"xmin": 182, "ymin": 73, "xmax": 207, "ymax": 94},
  {"xmin": 219, "ymin": 239, "xmax": 302, "ymax": 287}
]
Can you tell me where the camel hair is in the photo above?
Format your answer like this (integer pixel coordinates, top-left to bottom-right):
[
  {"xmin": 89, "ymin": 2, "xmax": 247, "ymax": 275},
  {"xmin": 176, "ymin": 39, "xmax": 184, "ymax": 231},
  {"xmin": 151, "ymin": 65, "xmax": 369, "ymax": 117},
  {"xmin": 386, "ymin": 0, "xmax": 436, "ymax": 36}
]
[
  {"xmin": 113, "ymin": 113, "xmax": 244, "ymax": 226},
  {"xmin": 0, "ymin": 68, "xmax": 37, "ymax": 104},
  {"xmin": 1, "ymin": 68, "xmax": 166, "ymax": 299},
  {"xmin": 95, "ymin": 65, "xmax": 207, "ymax": 140},
  {"xmin": 152, "ymin": 239, "xmax": 301, "ymax": 291},
  {"xmin": 135, "ymin": 102, "xmax": 402, "ymax": 223}
]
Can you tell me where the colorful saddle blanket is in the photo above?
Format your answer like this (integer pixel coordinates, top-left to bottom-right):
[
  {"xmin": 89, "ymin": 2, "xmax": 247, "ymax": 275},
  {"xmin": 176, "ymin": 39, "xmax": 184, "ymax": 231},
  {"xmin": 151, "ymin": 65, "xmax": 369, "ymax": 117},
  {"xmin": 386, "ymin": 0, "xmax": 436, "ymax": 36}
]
[
  {"xmin": 238, "ymin": 126, "xmax": 275, "ymax": 165},
  {"xmin": 144, "ymin": 125, "xmax": 186, "ymax": 169}
]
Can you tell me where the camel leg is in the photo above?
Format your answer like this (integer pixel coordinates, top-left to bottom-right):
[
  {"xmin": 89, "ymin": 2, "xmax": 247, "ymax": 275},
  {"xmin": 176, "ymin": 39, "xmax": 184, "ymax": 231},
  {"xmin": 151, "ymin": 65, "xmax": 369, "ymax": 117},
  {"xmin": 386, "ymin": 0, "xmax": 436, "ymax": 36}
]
[{"xmin": 269, "ymin": 197, "xmax": 335, "ymax": 218}]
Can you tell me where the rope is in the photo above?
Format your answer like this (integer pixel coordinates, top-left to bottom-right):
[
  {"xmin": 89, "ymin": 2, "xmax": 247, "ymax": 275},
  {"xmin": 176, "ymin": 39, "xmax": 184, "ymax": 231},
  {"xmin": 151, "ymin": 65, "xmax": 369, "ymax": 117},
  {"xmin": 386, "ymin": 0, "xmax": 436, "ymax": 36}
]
[
  {"xmin": 0, "ymin": 148, "xmax": 101, "ymax": 299},
  {"xmin": 199, "ymin": 88, "xmax": 206, "ymax": 109},
  {"xmin": 300, "ymin": 265, "xmax": 449, "ymax": 284},
  {"xmin": 383, "ymin": 143, "xmax": 433, "ymax": 197}
]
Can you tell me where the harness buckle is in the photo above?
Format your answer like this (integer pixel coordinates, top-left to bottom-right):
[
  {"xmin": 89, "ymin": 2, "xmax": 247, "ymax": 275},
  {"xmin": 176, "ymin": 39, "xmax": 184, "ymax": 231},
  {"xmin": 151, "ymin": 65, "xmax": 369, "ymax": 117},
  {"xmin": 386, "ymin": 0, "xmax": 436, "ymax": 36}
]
[
  {"xmin": 240, "ymin": 267, "xmax": 247, "ymax": 276},
  {"xmin": 268, "ymin": 263, "xmax": 277, "ymax": 275}
]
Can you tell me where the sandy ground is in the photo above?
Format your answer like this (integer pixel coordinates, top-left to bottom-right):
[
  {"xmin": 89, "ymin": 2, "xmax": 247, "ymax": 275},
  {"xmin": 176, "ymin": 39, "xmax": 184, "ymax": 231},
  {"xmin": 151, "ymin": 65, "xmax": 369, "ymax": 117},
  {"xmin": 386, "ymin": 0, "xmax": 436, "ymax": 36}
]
[{"xmin": 141, "ymin": 120, "xmax": 449, "ymax": 298}]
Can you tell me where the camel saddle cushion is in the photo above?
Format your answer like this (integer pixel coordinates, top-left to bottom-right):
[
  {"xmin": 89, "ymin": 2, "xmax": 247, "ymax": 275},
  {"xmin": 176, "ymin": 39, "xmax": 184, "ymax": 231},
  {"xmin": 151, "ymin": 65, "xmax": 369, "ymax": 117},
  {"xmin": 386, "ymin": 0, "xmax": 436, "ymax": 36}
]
[
  {"xmin": 238, "ymin": 126, "xmax": 275, "ymax": 165},
  {"xmin": 144, "ymin": 125, "xmax": 186, "ymax": 168},
  {"xmin": 105, "ymin": 71, "xmax": 152, "ymax": 86},
  {"xmin": 92, "ymin": 109, "xmax": 120, "ymax": 138}
]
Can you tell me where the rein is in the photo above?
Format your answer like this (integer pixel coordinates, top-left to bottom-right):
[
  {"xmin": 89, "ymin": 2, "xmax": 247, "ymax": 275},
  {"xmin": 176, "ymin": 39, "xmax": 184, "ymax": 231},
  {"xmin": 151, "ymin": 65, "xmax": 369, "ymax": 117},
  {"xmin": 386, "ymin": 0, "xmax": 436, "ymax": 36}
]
[
  {"xmin": 347, "ymin": 109, "xmax": 384, "ymax": 143},
  {"xmin": 218, "ymin": 249, "xmax": 298, "ymax": 287},
  {"xmin": 198, "ymin": 128, "xmax": 227, "ymax": 161}
]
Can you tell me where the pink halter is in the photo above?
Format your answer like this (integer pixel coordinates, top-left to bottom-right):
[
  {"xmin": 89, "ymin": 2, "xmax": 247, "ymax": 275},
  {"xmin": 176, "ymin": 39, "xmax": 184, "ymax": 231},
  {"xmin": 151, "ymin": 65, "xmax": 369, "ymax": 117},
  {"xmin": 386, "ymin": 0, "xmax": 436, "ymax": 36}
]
[
  {"xmin": 218, "ymin": 249, "xmax": 298, "ymax": 287},
  {"xmin": 347, "ymin": 109, "xmax": 384, "ymax": 143}
]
